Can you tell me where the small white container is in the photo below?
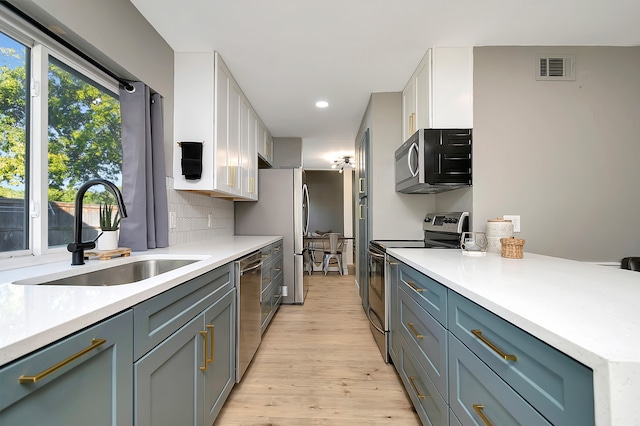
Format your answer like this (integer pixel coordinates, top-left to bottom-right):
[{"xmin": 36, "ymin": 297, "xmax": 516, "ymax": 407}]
[
  {"xmin": 97, "ymin": 230, "xmax": 119, "ymax": 251},
  {"xmin": 486, "ymin": 218, "xmax": 514, "ymax": 254}
]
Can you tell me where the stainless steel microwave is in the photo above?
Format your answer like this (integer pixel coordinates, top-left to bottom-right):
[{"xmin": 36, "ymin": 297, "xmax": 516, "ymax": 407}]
[{"xmin": 395, "ymin": 129, "xmax": 472, "ymax": 194}]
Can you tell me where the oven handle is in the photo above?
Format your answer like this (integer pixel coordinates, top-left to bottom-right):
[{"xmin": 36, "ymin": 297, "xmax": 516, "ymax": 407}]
[
  {"xmin": 367, "ymin": 249, "xmax": 385, "ymax": 259},
  {"xmin": 367, "ymin": 306, "xmax": 385, "ymax": 335}
]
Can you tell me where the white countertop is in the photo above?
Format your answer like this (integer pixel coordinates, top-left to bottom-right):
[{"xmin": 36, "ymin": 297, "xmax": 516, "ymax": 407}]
[
  {"xmin": 0, "ymin": 236, "xmax": 280, "ymax": 368},
  {"xmin": 388, "ymin": 248, "xmax": 640, "ymax": 426}
]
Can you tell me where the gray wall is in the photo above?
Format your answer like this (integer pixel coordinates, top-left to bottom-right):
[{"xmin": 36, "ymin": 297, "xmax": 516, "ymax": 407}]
[
  {"xmin": 356, "ymin": 92, "xmax": 435, "ymax": 240},
  {"xmin": 306, "ymin": 170, "xmax": 343, "ymax": 234},
  {"xmin": 473, "ymin": 46, "xmax": 640, "ymax": 261},
  {"xmin": 11, "ymin": 0, "xmax": 175, "ymax": 175},
  {"xmin": 272, "ymin": 137, "xmax": 303, "ymax": 168}
]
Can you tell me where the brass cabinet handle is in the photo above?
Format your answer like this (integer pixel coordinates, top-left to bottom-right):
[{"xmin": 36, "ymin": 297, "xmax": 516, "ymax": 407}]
[
  {"xmin": 358, "ymin": 204, "xmax": 365, "ymax": 220},
  {"xmin": 249, "ymin": 176, "xmax": 255, "ymax": 194},
  {"xmin": 228, "ymin": 165, "xmax": 237, "ymax": 188},
  {"xmin": 386, "ymin": 259, "xmax": 398, "ymax": 265},
  {"xmin": 199, "ymin": 330, "xmax": 208, "ymax": 371},
  {"xmin": 408, "ymin": 376, "xmax": 428, "ymax": 399},
  {"xmin": 274, "ymin": 267, "xmax": 281, "ymax": 272},
  {"xmin": 207, "ymin": 324, "xmax": 215, "ymax": 363},
  {"xmin": 406, "ymin": 280, "xmax": 424, "ymax": 293},
  {"xmin": 19, "ymin": 338, "xmax": 106, "ymax": 384},
  {"xmin": 473, "ymin": 404, "xmax": 492, "ymax": 426},
  {"xmin": 407, "ymin": 323, "xmax": 424, "ymax": 339},
  {"xmin": 358, "ymin": 177, "xmax": 365, "ymax": 193},
  {"xmin": 471, "ymin": 329, "xmax": 517, "ymax": 361},
  {"xmin": 274, "ymin": 246, "xmax": 281, "ymax": 252},
  {"xmin": 409, "ymin": 112, "xmax": 416, "ymax": 134}
]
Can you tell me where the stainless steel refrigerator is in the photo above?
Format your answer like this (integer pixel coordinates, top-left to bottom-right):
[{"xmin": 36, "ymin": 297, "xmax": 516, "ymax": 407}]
[{"xmin": 235, "ymin": 168, "xmax": 310, "ymax": 304}]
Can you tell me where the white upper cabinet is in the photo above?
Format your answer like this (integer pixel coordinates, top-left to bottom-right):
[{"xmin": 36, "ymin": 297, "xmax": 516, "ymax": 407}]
[
  {"xmin": 257, "ymin": 120, "xmax": 273, "ymax": 166},
  {"xmin": 173, "ymin": 51, "xmax": 263, "ymax": 199},
  {"xmin": 402, "ymin": 47, "xmax": 473, "ymax": 142}
]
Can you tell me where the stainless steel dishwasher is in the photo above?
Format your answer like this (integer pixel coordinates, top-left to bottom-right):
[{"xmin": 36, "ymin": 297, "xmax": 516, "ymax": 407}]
[{"xmin": 235, "ymin": 251, "xmax": 263, "ymax": 382}]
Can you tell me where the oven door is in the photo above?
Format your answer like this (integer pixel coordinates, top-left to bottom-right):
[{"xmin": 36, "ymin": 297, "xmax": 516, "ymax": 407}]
[{"xmin": 367, "ymin": 244, "xmax": 388, "ymax": 363}]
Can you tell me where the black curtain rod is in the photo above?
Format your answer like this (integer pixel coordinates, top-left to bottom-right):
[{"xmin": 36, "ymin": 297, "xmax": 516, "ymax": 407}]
[{"xmin": 2, "ymin": 1, "xmax": 135, "ymax": 91}]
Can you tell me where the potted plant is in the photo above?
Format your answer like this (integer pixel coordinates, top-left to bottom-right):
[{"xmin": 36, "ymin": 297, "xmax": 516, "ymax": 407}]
[{"xmin": 98, "ymin": 203, "xmax": 121, "ymax": 250}]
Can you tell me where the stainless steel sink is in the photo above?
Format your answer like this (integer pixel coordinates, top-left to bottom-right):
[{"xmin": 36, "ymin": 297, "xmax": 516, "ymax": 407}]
[{"xmin": 19, "ymin": 259, "xmax": 198, "ymax": 286}]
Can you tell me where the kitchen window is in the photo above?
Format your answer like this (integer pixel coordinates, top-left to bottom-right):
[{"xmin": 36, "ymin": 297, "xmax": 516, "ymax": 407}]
[{"xmin": 0, "ymin": 16, "xmax": 122, "ymax": 258}]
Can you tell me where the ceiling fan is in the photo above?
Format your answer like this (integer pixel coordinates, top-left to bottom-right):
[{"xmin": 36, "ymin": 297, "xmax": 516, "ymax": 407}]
[{"xmin": 331, "ymin": 156, "xmax": 356, "ymax": 173}]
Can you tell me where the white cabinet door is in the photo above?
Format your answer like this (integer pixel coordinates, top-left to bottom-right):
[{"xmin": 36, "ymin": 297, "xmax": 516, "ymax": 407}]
[
  {"xmin": 405, "ymin": 47, "xmax": 473, "ymax": 132},
  {"xmin": 414, "ymin": 49, "xmax": 431, "ymax": 131},
  {"xmin": 226, "ymin": 78, "xmax": 242, "ymax": 196},
  {"xmin": 246, "ymin": 109, "xmax": 258, "ymax": 200},
  {"xmin": 430, "ymin": 47, "xmax": 473, "ymax": 129},
  {"xmin": 402, "ymin": 77, "xmax": 416, "ymax": 143}
]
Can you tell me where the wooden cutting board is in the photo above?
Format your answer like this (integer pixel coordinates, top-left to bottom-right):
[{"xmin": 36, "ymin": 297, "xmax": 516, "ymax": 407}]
[{"xmin": 85, "ymin": 247, "xmax": 132, "ymax": 261}]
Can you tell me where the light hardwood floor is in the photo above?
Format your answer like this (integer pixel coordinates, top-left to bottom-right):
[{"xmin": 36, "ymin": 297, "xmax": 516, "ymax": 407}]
[{"xmin": 214, "ymin": 272, "xmax": 421, "ymax": 425}]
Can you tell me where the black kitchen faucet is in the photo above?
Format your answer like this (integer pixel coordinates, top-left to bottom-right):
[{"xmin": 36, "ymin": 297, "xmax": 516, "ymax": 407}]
[{"xmin": 66, "ymin": 179, "xmax": 128, "ymax": 265}]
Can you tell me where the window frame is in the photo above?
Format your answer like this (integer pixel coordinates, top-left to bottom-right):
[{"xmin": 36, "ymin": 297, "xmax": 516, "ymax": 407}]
[{"xmin": 0, "ymin": 10, "xmax": 120, "ymax": 261}]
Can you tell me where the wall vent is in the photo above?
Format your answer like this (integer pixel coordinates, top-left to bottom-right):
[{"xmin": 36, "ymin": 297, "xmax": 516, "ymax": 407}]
[{"xmin": 536, "ymin": 56, "xmax": 575, "ymax": 81}]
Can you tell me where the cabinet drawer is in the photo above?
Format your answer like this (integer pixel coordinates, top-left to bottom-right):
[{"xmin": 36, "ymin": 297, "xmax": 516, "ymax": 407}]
[
  {"xmin": 399, "ymin": 285, "xmax": 447, "ymax": 399},
  {"xmin": 449, "ymin": 335, "xmax": 551, "ymax": 426},
  {"xmin": 261, "ymin": 283, "xmax": 275, "ymax": 332},
  {"xmin": 448, "ymin": 290, "xmax": 594, "ymax": 426},
  {"xmin": 1, "ymin": 310, "xmax": 133, "ymax": 425},
  {"xmin": 398, "ymin": 263, "xmax": 447, "ymax": 326},
  {"xmin": 261, "ymin": 240, "xmax": 282, "ymax": 267},
  {"xmin": 133, "ymin": 263, "xmax": 233, "ymax": 360},
  {"xmin": 272, "ymin": 254, "xmax": 283, "ymax": 285},
  {"xmin": 398, "ymin": 335, "xmax": 448, "ymax": 426},
  {"xmin": 261, "ymin": 261, "xmax": 273, "ymax": 295}
]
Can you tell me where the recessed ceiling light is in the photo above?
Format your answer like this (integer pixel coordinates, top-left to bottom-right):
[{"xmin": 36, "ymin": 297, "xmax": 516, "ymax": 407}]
[{"xmin": 315, "ymin": 100, "xmax": 329, "ymax": 108}]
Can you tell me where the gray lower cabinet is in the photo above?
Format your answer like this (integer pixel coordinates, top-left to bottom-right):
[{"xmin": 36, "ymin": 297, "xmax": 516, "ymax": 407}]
[
  {"xmin": 449, "ymin": 336, "xmax": 551, "ymax": 425},
  {"xmin": 449, "ymin": 409, "xmax": 463, "ymax": 426},
  {"xmin": 387, "ymin": 256, "xmax": 400, "ymax": 364},
  {"xmin": 398, "ymin": 333, "xmax": 448, "ymax": 426},
  {"xmin": 260, "ymin": 240, "xmax": 283, "ymax": 333},
  {"xmin": 447, "ymin": 290, "xmax": 594, "ymax": 426},
  {"xmin": 391, "ymin": 261, "xmax": 595, "ymax": 426},
  {"xmin": 0, "ymin": 310, "xmax": 133, "ymax": 426},
  {"xmin": 134, "ymin": 289, "xmax": 235, "ymax": 426},
  {"xmin": 133, "ymin": 264, "xmax": 236, "ymax": 426}
]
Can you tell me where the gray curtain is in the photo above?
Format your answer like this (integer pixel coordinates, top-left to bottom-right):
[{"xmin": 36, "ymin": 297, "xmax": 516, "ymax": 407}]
[{"xmin": 118, "ymin": 82, "xmax": 169, "ymax": 250}]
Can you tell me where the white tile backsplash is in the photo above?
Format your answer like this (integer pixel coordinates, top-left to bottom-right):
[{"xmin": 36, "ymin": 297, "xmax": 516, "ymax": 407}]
[{"xmin": 166, "ymin": 177, "xmax": 234, "ymax": 245}]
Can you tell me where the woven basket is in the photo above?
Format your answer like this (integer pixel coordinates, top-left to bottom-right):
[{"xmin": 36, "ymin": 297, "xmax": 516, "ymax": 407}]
[{"xmin": 500, "ymin": 236, "xmax": 525, "ymax": 259}]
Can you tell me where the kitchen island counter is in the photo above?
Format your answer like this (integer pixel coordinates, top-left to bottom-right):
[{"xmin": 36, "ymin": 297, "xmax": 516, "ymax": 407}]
[
  {"xmin": 0, "ymin": 236, "xmax": 280, "ymax": 367},
  {"xmin": 388, "ymin": 248, "xmax": 640, "ymax": 426}
]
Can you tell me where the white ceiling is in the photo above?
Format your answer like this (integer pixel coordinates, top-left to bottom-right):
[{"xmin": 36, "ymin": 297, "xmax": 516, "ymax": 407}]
[{"xmin": 129, "ymin": 0, "xmax": 640, "ymax": 169}]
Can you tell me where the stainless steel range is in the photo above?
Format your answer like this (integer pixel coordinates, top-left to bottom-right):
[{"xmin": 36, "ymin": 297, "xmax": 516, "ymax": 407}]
[{"xmin": 367, "ymin": 212, "xmax": 469, "ymax": 362}]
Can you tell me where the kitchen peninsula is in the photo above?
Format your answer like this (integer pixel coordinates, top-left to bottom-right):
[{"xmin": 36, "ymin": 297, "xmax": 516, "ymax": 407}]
[{"xmin": 389, "ymin": 248, "xmax": 640, "ymax": 426}]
